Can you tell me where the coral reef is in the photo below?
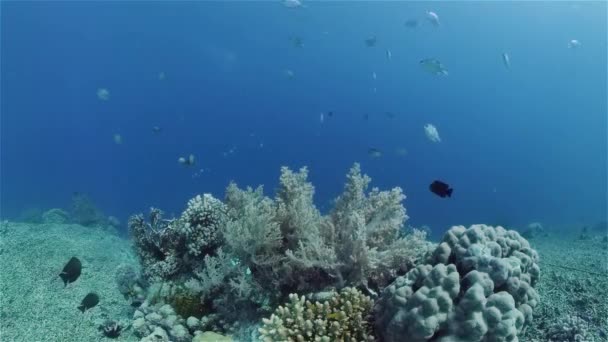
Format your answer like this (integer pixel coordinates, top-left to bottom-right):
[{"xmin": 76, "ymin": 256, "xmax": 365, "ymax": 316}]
[
  {"xmin": 375, "ymin": 224, "xmax": 540, "ymax": 342},
  {"xmin": 129, "ymin": 164, "xmax": 431, "ymax": 327},
  {"xmin": 42, "ymin": 208, "xmax": 70, "ymax": 224},
  {"xmin": 258, "ymin": 287, "xmax": 375, "ymax": 342},
  {"xmin": 546, "ymin": 314, "xmax": 593, "ymax": 342},
  {"xmin": 222, "ymin": 164, "xmax": 430, "ymax": 299},
  {"xmin": 129, "ymin": 193, "xmax": 227, "ymax": 282},
  {"xmin": 133, "ymin": 299, "xmax": 236, "ymax": 342},
  {"xmin": 70, "ymin": 192, "xmax": 105, "ymax": 226},
  {"xmin": 115, "ymin": 263, "xmax": 146, "ymax": 305},
  {"xmin": 520, "ymin": 222, "xmax": 545, "ymax": 240},
  {"xmin": 133, "ymin": 302, "xmax": 192, "ymax": 342}
]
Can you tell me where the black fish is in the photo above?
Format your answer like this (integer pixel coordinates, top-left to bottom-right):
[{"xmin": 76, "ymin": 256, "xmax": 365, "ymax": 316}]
[
  {"xmin": 78, "ymin": 292, "xmax": 99, "ymax": 313},
  {"xmin": 365, "ymin": 36, "xmax": 377, "ymax": 47},
  {"xmin": 327, "ymin": 111, "xmax": 334, "ymax": 117},
  {"xmin": 405, "ymin": 19, "xmax": 419, "ymax": 28},
  {"xmin": 59, "ymin": 257, "xmax": 81, "ymax": 287},
  {"xmin": 384, "ymin": 112, "xmax": 396, "ymax": 119},
  {"xmin": 430, "ymin": 180, "xmax": 453, "ymax": 198},
  {"xmin": 289, "ymin": 36, "xmax": 303, "ymax": 48}
]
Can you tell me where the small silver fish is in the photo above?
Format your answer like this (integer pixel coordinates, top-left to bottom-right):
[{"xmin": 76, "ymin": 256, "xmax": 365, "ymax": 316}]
[
  {"xmin": 368, "ymin": 148, "xmax": 382, "ymax": 158},
  {"xmin": 420, "ymin": 58, "xmax": 448, "ymax": 76},
  {"xmin": 426, "ymin": 11, "xmax": 440, "ymax": 27},
  {"xmin": 386, "ymin": 49, "xmax": 392, "ymax": 60},
  {"xmin": 502, "ymin": 53, "xmax": 511, "ymax": 69},
  {"xmin": 568, "ymin": 39, "xmax": 581, "ymax": 49},
  {"xmin": 178, "ymin": 154, "xmax": 195, "ymax": 166}
]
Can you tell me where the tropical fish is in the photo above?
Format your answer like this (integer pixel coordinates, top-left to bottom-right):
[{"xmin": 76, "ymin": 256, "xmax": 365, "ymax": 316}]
[
  {"xmin": 395, "ymin": 147, "xmax": 408, "ymax": 156},
  {"xmin": 96, "ymin": 88, "xmax": 110, "ymax": 101},
  {"xmin": 113, "ymin": 134, "xmax": 123, "ymax": 145},
  {"xmin": 568, "ymin": 39, "xmax": 581, "ymax": 49},
  {"xmin": 424, "ymin": 123, "xmax": 441, "ymax": 142},
  {"xmin": 426, "ymin": 11, "xmax": 440, "ymax": 27},
  {"xmin": 158, "ymin": 72, "xmax": 166, "ymax": 80},
  {"xmin": 420, "ymin": 58, "xmax": 449, "ymax": 76},
  {"xmin": 59, "ymin": 257, "xmax": 82, "ymax": 287},
  {"xmin": 502, "ymin": 53, "xmax": 511, "ymax": 69},
  {"xmin": 368, "ymin": 148, "xmax": 382, "ymax": 158},
  {"xmin": 384, "ymin": 112, "xmax": 396, "ymax": 119},
  {"xmin": 289, "ymin": 36, "xmax": 304, "ymax": 48},
  {"xmin": 178, "ymin": 154, "xmax": 195, "ymax": 166},
  {"xmin": 430, "ymin": 180, "xmax": 453, "ymax": 198},
  {"xmin": 364, "ymin": 36, "xmax": 377, "ymax": 47},
  {"xmin": 282, "ymin": 0, "xmax": 304, "ymax": 8},
  {"xmin": 284, "ymin": 69, "xmax": 295, "ymax": 79},
  {"xmin": 78, "ymin": 292, "xmax": 99, "ymax": 313}
]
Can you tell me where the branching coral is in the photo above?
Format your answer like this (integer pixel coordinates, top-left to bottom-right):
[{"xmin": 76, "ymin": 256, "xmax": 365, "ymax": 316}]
[
  {"xmin": 130, "ymin": 164, "xmax": 430, "ymax": 329},
  {"xmin": 180, "ymin": 194, "xmax": 227, "ymax": 256},
  {"xmin": 129, "ymin": 208, "xmax": 184, "ymax": 281},
  {"xmin": 129, "ymin": 194, "xmax": 227, "ymax": 282},
  {"xmin": 224, "ymin": 163, "xmax": 429, "ymax": 298},
  {"xmin": 259, "ymin": 287, "xmax": 375, "ymax": 342}
]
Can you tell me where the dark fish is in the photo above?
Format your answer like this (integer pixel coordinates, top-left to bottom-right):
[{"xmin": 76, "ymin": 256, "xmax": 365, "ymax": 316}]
[
  {"xmin": 384, "ymin": 112, "xmax": 396, "ymax": 119},
  {"xmin": 430, "ymin": 180, "xmax": 453, "ymax": 198},
  {"xmin": 405, "ymin": 19, "xmax": 419, "ymax": 28},
  {"xmin": 363, "ymin": 113, "xmax": 369, "ymax": 121},
  {"xmin": 78, "ymin": 292, "xmax": 99, "ymax": 313},
  {"xmin": 365, "ymin": 36, "xmax": 377, "ymax": 47},
  {"xmin": 59, "ymin": 257, "xmax": 82, "ymax": 287},
  {"xmin": 327, "ymin": 111, "xmax": 334, "ymax": 117},
  {"xmin": 368, "ymin": 148, "xmax": 382, "ymax": 158},
  {"xmin": 289, "ymin": 36, "xmax": 304, "ymax": 48}
]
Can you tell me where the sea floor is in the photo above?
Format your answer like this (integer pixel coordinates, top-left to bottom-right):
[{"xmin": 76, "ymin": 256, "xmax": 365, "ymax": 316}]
[
  {"xmin": 523, "ymin": 225, "xmax": 608, "ymax": 342},
  {"xmin": 1, "ymin": 221, "xmax": 606, "ymax": 342},
  {"xmin": 0, "ymin": 221, "xmax": 140, "ymax": 342}
]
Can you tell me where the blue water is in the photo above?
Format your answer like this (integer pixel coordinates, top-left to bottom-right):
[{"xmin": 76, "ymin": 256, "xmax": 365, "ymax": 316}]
[{"xmin": 1, "ymin": 1, "xmax": 606, "ymax": 237}]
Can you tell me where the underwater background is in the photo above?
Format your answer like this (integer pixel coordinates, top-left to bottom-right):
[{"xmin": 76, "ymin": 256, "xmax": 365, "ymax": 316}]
[
  {"xmin": 1, "ymin": 2, "xmax": 607, "ymax": 342},
  {"xmin": 2, "ymin": 1, "xmax": 606, "ymax": 236}
]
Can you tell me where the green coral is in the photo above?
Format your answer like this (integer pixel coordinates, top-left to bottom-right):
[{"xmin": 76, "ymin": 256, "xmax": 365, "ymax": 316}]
[{"xmin": 259, "ymin": 287, "xmax": 375, "ymax": 342}]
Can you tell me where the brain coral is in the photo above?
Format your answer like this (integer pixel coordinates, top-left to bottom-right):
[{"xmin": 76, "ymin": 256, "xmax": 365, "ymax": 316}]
[{"xmin": 375, "ymin": 224, "xmax": 540, "ymax": 342}]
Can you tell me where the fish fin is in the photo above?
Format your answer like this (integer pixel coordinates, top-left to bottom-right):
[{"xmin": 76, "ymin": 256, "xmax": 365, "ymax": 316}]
[
  {"xmin": 59, "ymin": 273, "xmax": 67, "ymax": 286},
  {"xmin": 447, "ymin": 188, "xmax": 453, "ymax": 197},
  {"xmin": 78, "ymin": 305, "xmax": 85, "ymax": 313}
]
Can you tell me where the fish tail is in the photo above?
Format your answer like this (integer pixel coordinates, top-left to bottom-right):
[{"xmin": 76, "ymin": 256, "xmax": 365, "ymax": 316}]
[{"xmin": 78, "ymin": 305, "xmax": 85, "ymax": 313}]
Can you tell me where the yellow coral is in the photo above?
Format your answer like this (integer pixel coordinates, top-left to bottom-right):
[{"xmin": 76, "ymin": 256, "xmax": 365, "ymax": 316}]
[{"xmin": 259, "ymin": 287, "xmax": 375, "ymax": 342}]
